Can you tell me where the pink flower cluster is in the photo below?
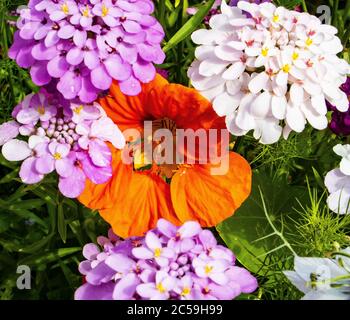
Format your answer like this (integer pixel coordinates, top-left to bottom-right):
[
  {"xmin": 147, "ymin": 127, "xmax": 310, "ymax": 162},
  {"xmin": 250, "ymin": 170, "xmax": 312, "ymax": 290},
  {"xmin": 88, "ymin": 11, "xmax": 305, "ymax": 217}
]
[
  {"xmin": 75, "ymin": 219, "xmax": 258, "ymax": 300},
  {"xmin": 9, "ymin": 0, "xmax": 165, "ymax": 103},
  {"xmin": 0, "ymin": 91, "xmax": 125, "ymax": 198}
]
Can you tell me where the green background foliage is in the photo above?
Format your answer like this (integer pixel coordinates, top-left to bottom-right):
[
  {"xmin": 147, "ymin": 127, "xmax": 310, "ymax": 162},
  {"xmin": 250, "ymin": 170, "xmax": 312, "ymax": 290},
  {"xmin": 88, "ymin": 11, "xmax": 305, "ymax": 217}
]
[{"xmin": 0, "ymin": 0, "xmax": 350, "ymax": 300}]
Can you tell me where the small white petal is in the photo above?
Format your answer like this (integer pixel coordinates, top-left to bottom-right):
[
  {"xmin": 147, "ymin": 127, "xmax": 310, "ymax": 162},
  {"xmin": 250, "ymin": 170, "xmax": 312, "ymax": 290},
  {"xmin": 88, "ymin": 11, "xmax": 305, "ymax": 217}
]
[{"xmin": 2, "ymin": 139, "xmax": 31, "ymax": 161}]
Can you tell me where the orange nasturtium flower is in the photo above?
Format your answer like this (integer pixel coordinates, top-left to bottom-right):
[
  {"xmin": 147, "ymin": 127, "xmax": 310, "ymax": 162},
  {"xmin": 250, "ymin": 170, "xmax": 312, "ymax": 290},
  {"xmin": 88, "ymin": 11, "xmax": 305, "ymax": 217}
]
[{"xmin": 78, "ymin": 75, "xmax": 252, "ymax": 238}]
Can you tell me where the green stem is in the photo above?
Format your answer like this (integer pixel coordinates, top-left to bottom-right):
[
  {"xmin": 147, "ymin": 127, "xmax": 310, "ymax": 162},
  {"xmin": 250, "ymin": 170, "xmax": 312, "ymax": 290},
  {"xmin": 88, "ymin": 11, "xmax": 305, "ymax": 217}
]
[
  {"xmin": 301, "ymin": 0, "xmax": 308, "ymax": 12},
  {"xmin": 259, "ymin": 187, "xmax": 297, "ymax": 256},
  {"xmin": 332, "ymin": 0, "xmax": 339, "ymax": 26},
  {"xmin": 232, "ymin": 136, "xmax": 243, "ymax": 152}
]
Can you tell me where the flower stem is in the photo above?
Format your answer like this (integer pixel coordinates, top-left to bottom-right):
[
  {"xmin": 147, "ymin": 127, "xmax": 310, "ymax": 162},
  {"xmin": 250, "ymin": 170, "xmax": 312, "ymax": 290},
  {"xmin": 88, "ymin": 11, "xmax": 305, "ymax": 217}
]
[{"xmin": 301, "ymin": 0, "xmax": 308, "ymax": 12}]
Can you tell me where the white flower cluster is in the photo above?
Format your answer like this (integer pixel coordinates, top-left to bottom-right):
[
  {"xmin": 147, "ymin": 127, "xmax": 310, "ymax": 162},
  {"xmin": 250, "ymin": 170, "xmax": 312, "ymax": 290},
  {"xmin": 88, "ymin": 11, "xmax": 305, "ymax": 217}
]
[
  {"xmin": 325, "ymin": 144, "xmax": 350, "ymax": 215},
  {"xmin": 188, "ymin": 0, "xmax": 350, "ymax": 144},
  {"xmin": 284, "ymin": 248, "xmax": 350, "ymax": 300}
]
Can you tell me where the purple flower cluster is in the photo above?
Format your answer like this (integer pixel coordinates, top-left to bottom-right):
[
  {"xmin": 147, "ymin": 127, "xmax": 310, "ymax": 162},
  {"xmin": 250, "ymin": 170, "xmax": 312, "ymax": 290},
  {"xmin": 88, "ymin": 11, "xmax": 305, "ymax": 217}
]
[
  {"xmin": 75, "ymin": 219, "xmax": 258, "ymax": 300},
  {"xmin": 9, "ymin": 0, "xmax": 165, "ymax": 103},
  {"xmin": 0, "ymin": 90, "xmax": 125, "ymax": 198},
  {"xmin": 327, "ymin": 77, "xmax": 350, "ymax": 136}
]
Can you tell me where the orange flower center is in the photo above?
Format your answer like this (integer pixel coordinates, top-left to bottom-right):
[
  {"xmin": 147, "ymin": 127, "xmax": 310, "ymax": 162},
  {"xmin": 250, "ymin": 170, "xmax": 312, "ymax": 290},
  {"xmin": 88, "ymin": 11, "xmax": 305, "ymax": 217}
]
[{"xmin": 131, "ymin": 118, "xmax": 192, "ymax": 180}]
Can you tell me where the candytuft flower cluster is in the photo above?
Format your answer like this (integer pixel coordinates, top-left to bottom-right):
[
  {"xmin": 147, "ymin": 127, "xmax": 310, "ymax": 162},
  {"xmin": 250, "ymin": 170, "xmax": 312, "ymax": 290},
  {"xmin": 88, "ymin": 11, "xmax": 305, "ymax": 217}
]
[
  {"xmin": 9, "ymin": 0, "xmax": 165, "ymax": 102},
  {"xmin": 0, "ymin": 91, "xmax": 125, "ymax": 198},
  {"xmin": 75, "ymin": 219, "xmax": 258, "ymax": 300},
  {"xmin": 188, "ymin": 0, "xmax": 350, "ymax": 144}
]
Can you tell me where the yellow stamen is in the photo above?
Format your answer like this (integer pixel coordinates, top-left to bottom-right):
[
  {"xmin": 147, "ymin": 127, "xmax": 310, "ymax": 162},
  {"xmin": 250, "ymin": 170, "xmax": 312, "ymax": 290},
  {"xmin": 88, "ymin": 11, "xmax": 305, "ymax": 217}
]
[
  {"xmin": 62, "ymin": 3, "xmax": 69, "ymax": 14},
  {"xmin": 282, "ymin": 64, "xmax": 291, "ymax": 73},
  {"xmin": 37, "ymin": 106, "xmax": 45, "ymax": 115},
  {"xmin": 156, "ymin": 282, "xmax": 166, "ymax": 293},
  {"xmin": 54, "ymin": 153, "xmax": 62, "ymax": 160},
  {"xmin": 305, "ymin": 37, "xmax": 313, "ymax": 46},
  {"xmin": 102, "ymin": 4, "xmax": 109, "ymax": 17},
  {"xmin": 205, "ymin": 265, "xmax": 213, "ymax": 275},
  {"xmin": 73, "ymin": 105, "xmax": 84, "ymax": 115},
  {"xmin": 181, "ymin": 287, "xmax": 191, "ymax": 296},
  {"xmin": 272, "ymin": 14, "xmax": 279, "ymax": 22},
  {"xmin": 261, "ymin": 47, "xmax": 269, "ymax": 57},
  {"xmin": 292, "ymin": 52, "xmax": 299, "ymax": 60},
  {"xmin": 133, "ymin": 149, "xmax": 151, "ymax": 170},
  {"xmin": 82, "ymin": 6, "xmax": 89, "ymax": 17},
  {"xmin": 154, "ymin": 248, "xmax": 162, "ymax": 258}
]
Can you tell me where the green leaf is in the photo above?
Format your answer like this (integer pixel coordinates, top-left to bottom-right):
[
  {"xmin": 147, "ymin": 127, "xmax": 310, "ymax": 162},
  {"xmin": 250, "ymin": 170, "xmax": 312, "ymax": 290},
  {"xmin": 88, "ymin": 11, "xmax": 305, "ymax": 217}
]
[
  {"xmin": 163, "ymin": 0, "xmax": 215, "ymax": 52},
  {"xmin": 57, "ymin": 202, "xmax": 67, "ymax": 243},
  {"xmin": 0, "ymin": 168, "xmax": 19, "ymax": 184},
  {"xmin": 18, "ymin": 234, "xmax": 54, "ymax": 254},
  {"xmin": 217, "ymin": 171, "xmax": 307, "ymax": 274},
  {"xmin": 18, "ymin": 247, "xmax": 81, "ymax": 267}
]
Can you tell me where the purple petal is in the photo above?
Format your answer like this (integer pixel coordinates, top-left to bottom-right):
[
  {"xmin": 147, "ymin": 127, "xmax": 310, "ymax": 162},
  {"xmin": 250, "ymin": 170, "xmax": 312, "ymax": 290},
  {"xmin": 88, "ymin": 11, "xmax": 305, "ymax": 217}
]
[
  {"xmin": 83, "ymin": 243, "xmax": 100, "ymax": 260},
  {"xmin": 103, "ymin": 15, "xmax": 118, "ymax": 27},
  {"xmin": 30, "ymin": 62, "xmax": 51, "ymax": 86},
  {"xmin": 226, "ymin": 267, "xmax": 258, "ymax": 293},
  {"xmin": 16, "ymin": 108, "xmax": 39, "ymax": 125},
  {"xmin": 55, "ymin": 157, "xmax": 74, "ymax": 177},
  {"xmin": 84, "ymin": 50, "xmax": 100, "ymax": 70},
  {"xmin": 157, "ymin": 219, "xmax": 177, "ymax": 238},
  {"xmin": 118, "ymin": 0, "xmax": 154, "ymax": 14},
  {"xmin": 209, "ymin": 272, "xmax": 229, "ymax": 286},
  {"xmin": 78, "ymin": 261, "xmax": 92, "ymax": 275},
  {"xmin": 180, "ymin": 238, "xmax": 195, "ymax": 252},
  {"xmin": 19, "ymin": 21, "xmax": 41, "ymax": 39},
  {"xmin": 123, "ymin": 31, "xmax": 146, "ymax": 45},
  {"xmin": 74, "ymin": 282, "xmax": 114, "ymax": 300},
  {"xmin": 58, "ymin": 166, "xmax": 86, "ymax": 198},
  {"xmin": 0, "ymin": 121, "xmax": 20, "ymax": 146},
  {"xmin": 57, "ymin": 70, "xmax": 82, "ymax": 100},
  {"xmin": 91, "ymin": 65, "xmax": 112, "ymax": 90},
  {"xmin": 178, "ymin": 221, "xmax": 202, "ymax": 238},
  {"xmin": 34, "ymin": 25, "xmax": 51, "ymax": 40},
  {"xmin": 79, "ymin": 76, "xmax": 99, "ymax": 103},
  {"xmin": 118, "ymin": 42, "xmax": 137, "ymax": 64},
  {"xmin": 2, "ymin": 139, "xmax": 31, "ymax": 161},
  {"xmin": 19, "ymin": 157, "xmax": 44, "ymax": 184},
  {"xmin": 88, "ymin": 139, "xmax": 112, "ymax": 167},
  {"xmin": 50, "ymin": 11, "xmax": 66, "ymax": 22},
  {"xmin": 86, "ymin": 262, "xmax": 115, "ymax": 285},
  {"xmin": 208, "ymin": 283, "xmax": 238, "ymax": 300},
  {"xmin": 44, "ymin": 30, "xmax": 60, "ymax": 47},
  {"xmin": 119, "ymin": 75, "xmax": 141, "ymax": 96},
  {"xmin": 47, "ymin": 56, "xmax": 70, "ymax": 78},
  {"xmin": 80, "ymin": 16, "xmax": 92, "ymax": 28},
  {"xmin": 132, "ymin": 247, "xmax": 153, "ymax": 259},
  {"xmin": 104, "ymin": 55, "xmax": 132, "ymax": 81},
  {"xmin": 136, "ymin": 283, "xmax": 158, "ymax": 299},
  {"xmin": 122, "ymin": 20, "xmax": 141, "ymax": 33},
  {"xmin": 133, "ymin": 59, "xmax": 156, "ymax": 83},
  {"xmin": 57, "ymin": 24, "xmax": 76, "ymax": 39},
  {"xmin": 199, "ymin": 230, "xmax": 217, "ymax": 249},
  {"xmin": 113, "ymin": 273, "xmax": 140, "ymax": 300},
  {"xmin": 66, "ymin": 47, "xmax": 84, "ymax": 66},
  {"xmin": 78, "ymin": 152, "xmax": 112, "ymax": 184},
  {"xmin": 35, "ymin": 156, "xmax": 55, "ymax": 174},
  {"xmin": 105, "ymin": 254, "xmax": 135, "ymax": 273},
  {"xmin": 73, "ymin": 29, "xmax": 87, "ymax": 47},
  {"xmin": 16, "ymin": 46, "xmax": 35, "ymax": 68},
  {"xmin": 31, "ymin": 42, "xmax": 58, "ymax": 60},
  {"xmin": 145, "ymin": 231, "xmax": 162, "ymax": 250}
]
